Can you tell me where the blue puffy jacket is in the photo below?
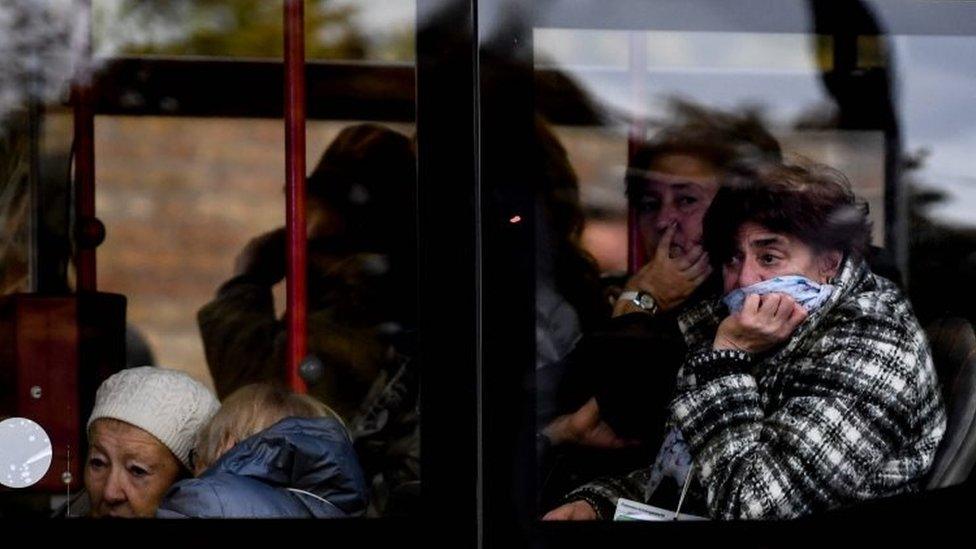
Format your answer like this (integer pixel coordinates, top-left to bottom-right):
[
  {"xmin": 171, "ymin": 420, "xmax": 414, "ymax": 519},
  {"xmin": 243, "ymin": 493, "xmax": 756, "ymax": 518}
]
[{"xmin": 157, "ymin": 417, "xmax": 368, "ymax": 518}]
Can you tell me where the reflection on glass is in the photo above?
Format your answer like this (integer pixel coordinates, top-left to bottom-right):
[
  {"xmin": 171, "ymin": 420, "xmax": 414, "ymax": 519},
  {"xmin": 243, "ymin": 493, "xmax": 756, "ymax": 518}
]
[
  {"xmin": 534, "ymin": 14, "xmax": 976, "ymax": 523},
  {"xmin": 2, "ymin": 0, "xmax": 421, "ymax": 520},
  {"xmin": 0, "ymin": 113, "xmax": 31, "ymax": 295},
  {"xmin": 92, "ymin": 0, "xmax": 415, "ymax": 62},
  {"xmin": 95, "ymin": 117, "xmax": 414, "ymax": 387},
  {"xmin": 536, "ymin": 29, "xmax": 889, "ymax": 273}
]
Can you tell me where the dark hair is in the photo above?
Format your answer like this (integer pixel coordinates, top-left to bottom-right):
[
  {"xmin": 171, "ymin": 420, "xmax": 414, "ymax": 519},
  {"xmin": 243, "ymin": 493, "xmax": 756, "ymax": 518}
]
[
  {"xmin": 626, "ymin": 101, "xmax": 782, "ymax": 200},
  {"xmin": 702, "ymin": 162, "xmax": 872, "ymax": 267},
  {"xmin": 534, "ymin": 116, "xmax": 610, "ymax": 328},
  {"xmin": 306, "ymin": 123, "xmax": 416, "ymax": 253}
]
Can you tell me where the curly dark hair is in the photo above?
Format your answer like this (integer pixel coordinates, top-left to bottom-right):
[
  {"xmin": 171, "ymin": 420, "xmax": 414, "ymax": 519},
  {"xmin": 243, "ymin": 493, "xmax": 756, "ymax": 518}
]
[{"xmin": 702, "ymin": 161, "xmax": 872, "ymax": 267}]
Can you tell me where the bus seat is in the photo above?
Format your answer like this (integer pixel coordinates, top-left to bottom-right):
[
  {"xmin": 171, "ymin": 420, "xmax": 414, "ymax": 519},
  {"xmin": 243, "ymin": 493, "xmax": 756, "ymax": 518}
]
[{"xmin": 924, "ymin": 317, "xmax": 976, "ymax": 489}]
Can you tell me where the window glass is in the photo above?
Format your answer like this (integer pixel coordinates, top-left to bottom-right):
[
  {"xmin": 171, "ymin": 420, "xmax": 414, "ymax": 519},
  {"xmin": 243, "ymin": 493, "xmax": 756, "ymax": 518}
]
[
  {"xmin": 93, "ymin": 0, "xmax": 415, "ymax": 62},
  {"xmin": 895, "ymin": 34, "xmax": 976, "ymax": 322},
  {"xmin": 524, "ymin": 1, "xmax": 976, "ymax": 526},
  {"xmin": 536, "ymin": 29, "xmax": 887, "ymax": 273},
  {"xmin": 0, "ymin": 114, "xmax": 33, "ymax": 295},
  {"xmin": 1, "ymin": 0, "xmax": 420, "ymax": 520},
  {"xmin": 96, "ymin": 117, "xmax": 413, "ymax": 385}
]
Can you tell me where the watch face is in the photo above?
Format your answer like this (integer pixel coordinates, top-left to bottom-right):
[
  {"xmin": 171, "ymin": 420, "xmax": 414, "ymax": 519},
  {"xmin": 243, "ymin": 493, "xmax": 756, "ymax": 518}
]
[{"xmin": 638, "ymin": 293, "xmax": 656, "ymax": 310}]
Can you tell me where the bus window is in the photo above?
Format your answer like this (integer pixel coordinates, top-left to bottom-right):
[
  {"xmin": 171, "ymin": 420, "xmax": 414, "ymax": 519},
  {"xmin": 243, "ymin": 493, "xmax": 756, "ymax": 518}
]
[
  {"xmin": 475, "ymin": 0, "xmax": 976, "ymax": 539},
  {"xmin": 2, "ymin": 0, "xmax": 421, "ymax": 521}
]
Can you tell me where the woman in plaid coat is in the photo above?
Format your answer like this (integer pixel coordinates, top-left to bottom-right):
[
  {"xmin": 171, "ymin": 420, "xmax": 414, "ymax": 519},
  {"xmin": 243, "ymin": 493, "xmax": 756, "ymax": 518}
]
[{"xmin": 545, "ymin": 162, "xmax": 946, "ymax": 520}]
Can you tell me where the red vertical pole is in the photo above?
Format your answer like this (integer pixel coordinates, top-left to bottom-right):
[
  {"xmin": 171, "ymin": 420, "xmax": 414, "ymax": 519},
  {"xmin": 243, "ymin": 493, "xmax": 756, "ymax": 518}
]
[
  {"xmin": 627, "ymin": 31, "xmax": 648, "ymax": 274},
  {"xmin": 284, "ymin": 0, "xmax": 308, "ymax": 393},
  {"xmin": 73, "ymin": 1, "xmax": 97, "ymax": 292}
]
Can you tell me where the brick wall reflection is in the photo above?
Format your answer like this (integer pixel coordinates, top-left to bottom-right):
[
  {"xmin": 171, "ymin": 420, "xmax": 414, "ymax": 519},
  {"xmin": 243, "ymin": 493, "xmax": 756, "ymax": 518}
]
[{"xmin": 95, "ymin": 116, "xmax": 411, "ymax": 387}]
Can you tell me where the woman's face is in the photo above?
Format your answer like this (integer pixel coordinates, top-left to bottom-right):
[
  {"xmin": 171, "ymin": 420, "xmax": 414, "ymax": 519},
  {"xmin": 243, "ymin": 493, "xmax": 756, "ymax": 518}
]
[
  {"xmin": 633, "ymin": 154, "xmax": 721, "ymax": 258},
  {"xmin": 722, "ymin": 222, "xmax": 842, "ymax": 294},
  {"xmin": 84, "ymin": 418, "xmax": 182, "ymax": 518}
]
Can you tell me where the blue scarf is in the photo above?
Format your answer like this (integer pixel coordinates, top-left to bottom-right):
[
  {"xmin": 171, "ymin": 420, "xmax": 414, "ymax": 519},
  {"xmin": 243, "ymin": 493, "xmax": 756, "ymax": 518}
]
[{"xmin": 722, "ymin": 275, "xmax": 835, "ymax": 314}]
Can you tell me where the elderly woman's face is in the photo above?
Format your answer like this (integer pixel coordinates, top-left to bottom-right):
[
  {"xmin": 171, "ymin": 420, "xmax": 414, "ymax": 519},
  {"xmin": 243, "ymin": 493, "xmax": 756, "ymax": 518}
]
[
  {"xmin": 722, "ymin": 222, "xmax": 842, "ymax": 294},
  {"xmin": 84, "ymin": 418, "xmax": 182, "ymax": 518}
]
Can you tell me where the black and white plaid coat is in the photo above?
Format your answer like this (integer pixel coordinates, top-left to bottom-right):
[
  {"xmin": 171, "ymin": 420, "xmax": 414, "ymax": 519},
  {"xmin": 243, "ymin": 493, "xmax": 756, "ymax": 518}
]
[{"xmin": 568, "ymin": 257, "xmax": 946, "ymax": 520}]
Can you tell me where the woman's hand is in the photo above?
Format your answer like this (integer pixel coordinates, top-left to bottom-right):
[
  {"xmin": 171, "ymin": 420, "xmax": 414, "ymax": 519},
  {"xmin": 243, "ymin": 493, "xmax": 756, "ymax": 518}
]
[
  {"xmin": 613, "ymin": 223, "xmax": 712, "ymax": 317},
  {"xmin": 542, "ymin": 500, "xmax": 598, "ymax": 521},
  {"xmin": 542, "ymin": 398, "xmax": 638, "ymax": 449},
  {"xmin": 713, "ymin": 293, "xmax": 808, "ymax": 353}
]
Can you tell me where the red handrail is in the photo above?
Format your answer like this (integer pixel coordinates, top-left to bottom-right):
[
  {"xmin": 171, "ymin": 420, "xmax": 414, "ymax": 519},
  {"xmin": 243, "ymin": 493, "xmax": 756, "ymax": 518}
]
[{"xmin": 284, "ymin": 0, "xmax": 308, "ymax": 393}]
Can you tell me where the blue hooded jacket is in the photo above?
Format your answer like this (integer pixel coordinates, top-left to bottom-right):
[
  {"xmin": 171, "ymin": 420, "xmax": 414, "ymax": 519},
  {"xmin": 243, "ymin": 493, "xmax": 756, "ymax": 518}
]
[{"xmin": 157, "ymin": 416, "xmax": 369, "ymax": 518}]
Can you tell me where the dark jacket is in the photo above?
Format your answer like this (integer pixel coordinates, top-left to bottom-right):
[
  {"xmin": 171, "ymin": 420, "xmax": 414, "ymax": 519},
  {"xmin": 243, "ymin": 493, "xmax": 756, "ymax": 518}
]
[
  {"xmin": 198, "ymin": 267, "xmax": 390, "ymax": 419},
  {"xmin": 156, "ymin": 417, "xmax": 368, "ymax": 518},
  {"xmin": 348, "ymin": 354, "xmax": 420, "ymax": 517},
  {"xmin": 537, "ymin": 275, "xmax": 722, "ymax": 509}
]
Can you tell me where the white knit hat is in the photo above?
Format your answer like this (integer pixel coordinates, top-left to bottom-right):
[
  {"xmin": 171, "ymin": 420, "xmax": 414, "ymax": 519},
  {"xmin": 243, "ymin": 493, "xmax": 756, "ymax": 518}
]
[{"xmin": 87, "ymin": 366, "xmax": 220, "ymax": 471}]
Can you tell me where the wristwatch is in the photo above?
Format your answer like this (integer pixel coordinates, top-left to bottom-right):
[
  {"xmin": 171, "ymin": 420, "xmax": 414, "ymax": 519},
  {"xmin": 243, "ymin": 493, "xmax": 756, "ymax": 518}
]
[{"xmin": 618, "ymin": 290, "xmax": 659, "ymax": 315}]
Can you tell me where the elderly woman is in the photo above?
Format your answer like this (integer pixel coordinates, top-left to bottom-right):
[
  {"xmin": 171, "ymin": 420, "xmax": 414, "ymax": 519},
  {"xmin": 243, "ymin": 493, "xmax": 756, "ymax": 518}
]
[
  {"xmin": 66, "ymin": 366, "xmax": 220, "ymax": 518},
  {"xmin": 545, "ymin": 162, "xmax": 946, "ymax": 520},
  {"xmin": 156, "ymin": 383, "xmax": 368, "ymax": 518}
]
